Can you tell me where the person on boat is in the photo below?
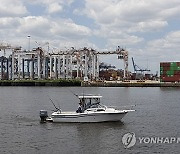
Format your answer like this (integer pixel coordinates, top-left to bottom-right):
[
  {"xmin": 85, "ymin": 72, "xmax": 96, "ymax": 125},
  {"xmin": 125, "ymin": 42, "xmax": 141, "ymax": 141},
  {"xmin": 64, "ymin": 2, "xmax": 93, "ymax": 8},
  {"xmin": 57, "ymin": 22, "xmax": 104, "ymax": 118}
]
[{"xmin": 76, "ymin": 102, "xmax": 83, "ymax": 113}]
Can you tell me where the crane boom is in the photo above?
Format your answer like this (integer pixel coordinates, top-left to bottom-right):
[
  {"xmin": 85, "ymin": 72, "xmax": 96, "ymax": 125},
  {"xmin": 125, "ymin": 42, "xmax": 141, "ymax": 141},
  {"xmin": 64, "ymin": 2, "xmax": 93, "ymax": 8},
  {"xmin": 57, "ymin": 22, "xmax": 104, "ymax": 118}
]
[{"xmin": 132, "ymin": 57, "xmax": 150, "ymax": 73}]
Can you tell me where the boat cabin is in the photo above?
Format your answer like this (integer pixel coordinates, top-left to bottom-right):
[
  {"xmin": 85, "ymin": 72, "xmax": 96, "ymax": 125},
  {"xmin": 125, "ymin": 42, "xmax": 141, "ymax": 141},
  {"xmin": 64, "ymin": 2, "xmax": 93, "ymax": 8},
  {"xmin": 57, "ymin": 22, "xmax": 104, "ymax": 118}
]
[{"xmin": 77, "ymin": 95, "xmax": 104, "ymax": 112}]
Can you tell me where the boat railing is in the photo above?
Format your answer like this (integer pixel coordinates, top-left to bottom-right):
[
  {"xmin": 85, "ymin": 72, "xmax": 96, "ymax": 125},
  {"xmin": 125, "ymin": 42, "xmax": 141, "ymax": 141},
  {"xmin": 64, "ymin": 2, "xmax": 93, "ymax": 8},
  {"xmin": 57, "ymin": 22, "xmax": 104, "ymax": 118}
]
[{"xmin": 107, "ymin": 105, "xmax": 136, "ymax": 110}]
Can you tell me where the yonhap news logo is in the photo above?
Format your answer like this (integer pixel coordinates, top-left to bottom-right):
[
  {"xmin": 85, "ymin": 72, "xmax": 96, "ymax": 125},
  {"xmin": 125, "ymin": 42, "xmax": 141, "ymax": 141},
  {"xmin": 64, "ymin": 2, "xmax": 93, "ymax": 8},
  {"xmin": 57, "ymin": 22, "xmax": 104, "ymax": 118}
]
[
  {"xmin": 122, "ymin": 132, "xmax": 180, "ymax": 149},
  {"xmin": 122, "ymin": 132, "xmax": 136, "ymax": 148}
]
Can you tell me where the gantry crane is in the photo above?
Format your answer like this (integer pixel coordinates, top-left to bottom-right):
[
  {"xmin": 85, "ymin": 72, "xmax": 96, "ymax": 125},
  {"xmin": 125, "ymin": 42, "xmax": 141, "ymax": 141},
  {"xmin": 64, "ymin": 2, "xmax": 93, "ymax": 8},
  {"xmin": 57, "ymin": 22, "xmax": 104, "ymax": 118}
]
[
  {"xmin": 0, "ymin": 43, "xmax": 21, "ymax": 56},
  {"xmin": 97, "ymin": 46, "xmax": 128, "ymax": 78}
]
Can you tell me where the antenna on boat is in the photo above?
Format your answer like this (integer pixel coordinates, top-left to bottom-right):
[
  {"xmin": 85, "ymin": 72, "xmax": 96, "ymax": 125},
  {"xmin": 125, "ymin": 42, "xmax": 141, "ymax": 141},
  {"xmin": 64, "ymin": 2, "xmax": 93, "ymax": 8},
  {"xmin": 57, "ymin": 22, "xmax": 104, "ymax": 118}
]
[
  {"xmin": 49, "ymin": 97, "xmax": 61, "ymax": 112},
  {"xmin": 68, "ymin": 88, "xmax": 79, "ymax": 98},
  {"xmin": 83, "ymin": 88, "xmax": 84, "ymax": 98}
]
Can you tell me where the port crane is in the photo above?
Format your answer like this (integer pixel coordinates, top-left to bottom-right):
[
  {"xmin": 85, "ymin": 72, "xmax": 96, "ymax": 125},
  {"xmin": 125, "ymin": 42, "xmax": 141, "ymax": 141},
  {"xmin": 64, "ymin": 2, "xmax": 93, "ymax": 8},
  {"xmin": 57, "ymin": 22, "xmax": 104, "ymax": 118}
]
[
  {"xmin": 0, "ymin": 43, "xmax": 21, "ymax": 56},
  {"xmin": 97, "ymin": 46, "xmax": 128, "ymax": 78},
  {"xmin": 0, "ymin": 42, "xmax": 129, "ymax": 80},
  {"xmin": 132, "ymin": 57, "xmax": 150, "ymax": 73},
  {"xmin": 50, "ymin": 46, "xmax": 129, "ymax": 79}
]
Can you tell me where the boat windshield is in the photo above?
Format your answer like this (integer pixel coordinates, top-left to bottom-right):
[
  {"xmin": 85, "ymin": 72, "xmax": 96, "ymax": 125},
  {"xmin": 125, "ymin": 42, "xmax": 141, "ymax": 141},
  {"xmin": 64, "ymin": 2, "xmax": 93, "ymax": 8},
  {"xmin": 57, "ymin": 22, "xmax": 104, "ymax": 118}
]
[
  {"xmin": 89, "ymin": 103, "xmax": 105, "ymax": 109},
  {"xmin": 78, "ymin": 96, "xmax": 105, "ymax": 111}
]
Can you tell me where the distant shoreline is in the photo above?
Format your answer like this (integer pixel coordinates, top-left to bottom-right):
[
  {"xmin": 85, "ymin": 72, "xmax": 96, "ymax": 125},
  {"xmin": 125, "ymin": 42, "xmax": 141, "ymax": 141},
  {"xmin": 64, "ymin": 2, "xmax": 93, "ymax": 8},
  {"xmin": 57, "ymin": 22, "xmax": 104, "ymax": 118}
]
[
  {"xmin": 0, "ymin": 79, "xmax": 81, "ymax": 86},
  {"xmin": 82, "ymin": 81, "xmax": 180, "ymax": 87},
  {"xmin": 0, "ymin": 80, "xmax": 180, "ymax": 87}
]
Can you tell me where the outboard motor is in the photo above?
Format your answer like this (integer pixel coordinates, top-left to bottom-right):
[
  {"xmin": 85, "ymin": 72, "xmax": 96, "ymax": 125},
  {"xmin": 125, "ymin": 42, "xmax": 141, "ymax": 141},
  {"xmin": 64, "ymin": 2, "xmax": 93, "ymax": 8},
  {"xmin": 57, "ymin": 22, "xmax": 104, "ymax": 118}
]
[{"xmin": 40, "ymin": 110, "xmax": 48, "ymax": 122}]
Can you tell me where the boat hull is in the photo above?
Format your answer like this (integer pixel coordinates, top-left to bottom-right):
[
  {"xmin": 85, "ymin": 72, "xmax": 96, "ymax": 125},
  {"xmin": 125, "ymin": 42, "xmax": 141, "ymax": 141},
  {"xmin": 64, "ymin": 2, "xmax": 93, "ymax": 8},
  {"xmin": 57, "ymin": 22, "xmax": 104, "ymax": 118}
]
[{"xmin": 51, "ymin": 112, "xmax": 127, "ymax": 123}]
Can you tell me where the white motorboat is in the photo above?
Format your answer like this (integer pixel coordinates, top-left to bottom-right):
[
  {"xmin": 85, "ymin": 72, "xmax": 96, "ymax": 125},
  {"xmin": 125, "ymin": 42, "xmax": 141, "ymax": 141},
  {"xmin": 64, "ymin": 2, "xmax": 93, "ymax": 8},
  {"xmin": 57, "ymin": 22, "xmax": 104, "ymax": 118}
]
[{"xmin": 40, "ymin": 95, "xmax": 135, "ymax": 123}]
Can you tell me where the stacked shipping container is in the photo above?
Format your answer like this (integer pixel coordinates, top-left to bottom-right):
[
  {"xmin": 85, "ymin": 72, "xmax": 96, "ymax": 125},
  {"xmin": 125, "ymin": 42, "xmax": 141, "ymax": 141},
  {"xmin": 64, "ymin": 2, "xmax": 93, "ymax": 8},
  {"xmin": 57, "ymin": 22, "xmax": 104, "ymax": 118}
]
[{"xmin": 160, "ymin": 62, "xmax": 180, "ymax": 82}]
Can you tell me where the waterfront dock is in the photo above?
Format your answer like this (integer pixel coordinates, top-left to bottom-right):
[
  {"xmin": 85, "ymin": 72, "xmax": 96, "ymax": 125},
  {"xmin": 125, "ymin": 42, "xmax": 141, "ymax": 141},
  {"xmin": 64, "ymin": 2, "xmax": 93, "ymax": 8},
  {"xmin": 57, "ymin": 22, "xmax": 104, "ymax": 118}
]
[{"xmin": 82, "ymin": 80, "xmax": 180, "ymax": 87}]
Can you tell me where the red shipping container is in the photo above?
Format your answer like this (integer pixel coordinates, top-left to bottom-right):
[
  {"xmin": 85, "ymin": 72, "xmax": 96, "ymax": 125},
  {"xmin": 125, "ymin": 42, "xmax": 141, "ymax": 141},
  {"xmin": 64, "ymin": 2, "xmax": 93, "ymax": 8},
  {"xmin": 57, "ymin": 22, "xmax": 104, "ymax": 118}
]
[
  {"xmin": 161, "ymin": 76, "xmax": 180, "ymax": 82},
  {"xmin": 174, "ymin": 70, "xmax": 180, "ymax": 75},
  {"xmin": 177, "ymin": 62, "xmax": 180, "ymax": 66},
  {"xmin": 160, "ymin": 63, "xmax": 164, "ymax": 67},
  {"xmin": 161, "ymin": 62, "xmax": 180, "ymax": 67},
  {"xmin": 162, "ymin": 67, "xmax": 170, "ymax": 71},
  {"xmin": 160, "ymin": 75, "xmax": 166, "ymax": 78},
  {"xmin": 160, "ymin": 63, "xmax": 171, "ymax": 67}
]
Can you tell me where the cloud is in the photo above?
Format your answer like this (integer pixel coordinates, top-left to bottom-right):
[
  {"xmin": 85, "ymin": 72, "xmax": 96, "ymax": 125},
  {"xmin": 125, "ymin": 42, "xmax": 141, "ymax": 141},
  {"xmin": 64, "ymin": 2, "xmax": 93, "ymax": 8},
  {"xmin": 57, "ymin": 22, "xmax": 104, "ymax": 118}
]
[
  {"xmin": 17, "ymin": 16, "xmax": 51, "ymax": 37},
  {"xmin": 147, "ymin": 31, "xmax": 180, "ymax": 51},
  {"xmin": 128, "ymin": 20, "xmax": 168, "ymax": 33},
  {"xmin": 0, "ymin": 15, "xmax": 92, "ymax": 49},
  {"xmin": 0, "ymin": 17, "xmax": 20, "ymax": 29},
  {"xmin": 28, "ymin": 0, "xmax": 74, "ymax": 14},
  {"xmin": 47, "ymin": 3, "xmax": 63, "ymax": 14},
  {"xmin": 50, "ymin": 38, "xmax": 97, "ymax": 50},
  {"xmin": 1, "ymin": 0, "xmax": 180, "ymax": 73},
  {"xmin": 129, "ymin": 30, "xmax": 180, "ymax": 71},
  {"xmin": 84, "ymin": 0, "xmax": 180, "ymax": 22},
  {"xmin": 0, "ymin": 16, "xmax": 91, "ymax": 38},
  {"xmin": 51, "ymin": 18, "xmax": 92, "ymax": 38},
  {"xmin": 107, "ymin": 34, "xmax": 144, "ymax": 47},
  {"xmin": 0, "ymin": 0, "xmax": 27, "ymax": 17},
  {"xmin": 82, "ymin": 0, "xmax": 180, "ymax": 33}
]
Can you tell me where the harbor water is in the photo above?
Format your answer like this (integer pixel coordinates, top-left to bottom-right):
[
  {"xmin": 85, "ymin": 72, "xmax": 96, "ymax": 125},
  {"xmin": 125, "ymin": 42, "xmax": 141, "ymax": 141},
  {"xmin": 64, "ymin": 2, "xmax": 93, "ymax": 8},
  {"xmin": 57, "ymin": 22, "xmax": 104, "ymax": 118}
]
[{"xmin": 0, "ymin": 87, "xmax": 180, "ymax": 154}]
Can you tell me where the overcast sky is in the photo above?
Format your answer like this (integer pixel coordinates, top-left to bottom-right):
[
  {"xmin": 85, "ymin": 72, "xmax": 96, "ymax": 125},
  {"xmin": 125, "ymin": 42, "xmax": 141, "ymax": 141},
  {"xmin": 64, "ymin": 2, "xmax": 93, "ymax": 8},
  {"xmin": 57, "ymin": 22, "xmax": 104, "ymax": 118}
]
[{"xmin": 0, "ymin": 0, "xmax": 180, "ymax": 74}]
